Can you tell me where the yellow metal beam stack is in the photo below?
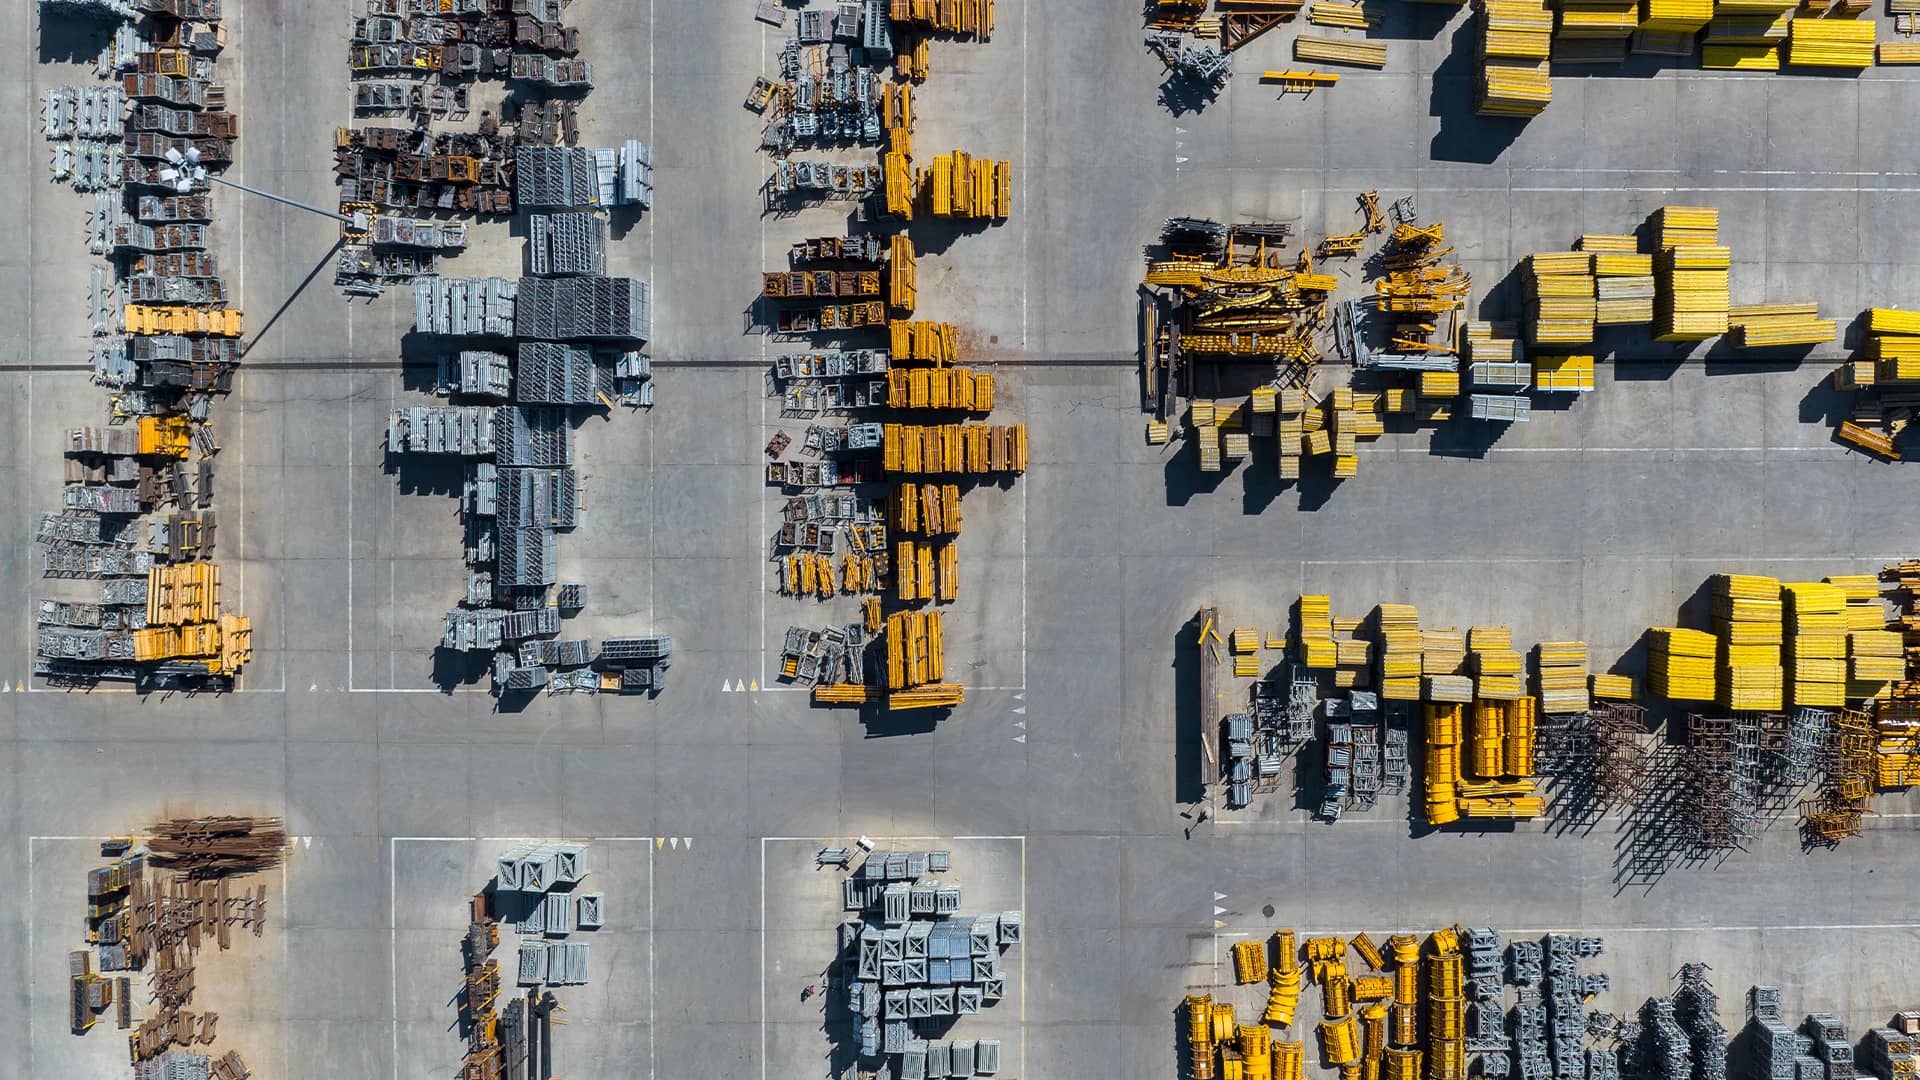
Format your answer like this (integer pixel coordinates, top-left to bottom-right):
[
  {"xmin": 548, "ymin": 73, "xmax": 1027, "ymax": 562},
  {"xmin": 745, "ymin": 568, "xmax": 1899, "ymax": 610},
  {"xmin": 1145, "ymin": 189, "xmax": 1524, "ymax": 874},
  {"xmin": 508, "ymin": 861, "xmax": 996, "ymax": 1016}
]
[
  {"xmin": 887, "ymin": 235, "xmax": 917, "ymax": 311},
  {"xmin": 1232, "ymin": 626, "xmax": 1263, "ymax": 677},
  {"xmin": 1651, "ymin": 207, "xmax": 1730, "ymax": 341},
  {"xmin": 1788, "ymin": 17, "xmax": 1875, "ymax": 68},
  {"xmin": 1850, "ymin": 628, "xmax": 1904, "ymax": 693},
  {"xmin": 1647, "ymin": 626, "xmax": 1718, "ymax": 701},
  {"xmin": 926, "ymin": 149, "xmax": 1013, "ymax": 220},
  {"xmin": 1298, "ymin": 594, "xmax": 1339, "ymax": 669},
  {"xmin": 880, "ymin": 422, "xmax": 1028, "ymax": 475},
  {"xmin": 1650, "ymin": 205, "xmax": 1719, "ymax": 248},
  {"xmin": 1555, "ymin": 0, "xmax": 1640, "ymax": 41},
  {"xmin": 1294, "ymin": 33, "xmax": 1390, "ymax": 67},
  {"xmin": 1468, "ymin": 625, "xmax": 1525, "ymax": 700},
  {"xmin": 1421, "ymin": 626, "xmax": 1467, "ymax": 683},
  {"xmin": 1711, "ymin": 573, "xmax": 1784, "ymax": 712},
  {"xmin": 1376, "ymin": 603, "xmax": 1423, "ymax": 701},
  {"xmin": 1784, "ymin": 581, "xmax": 1849, "ymax": 707},
  {"xmin": 1522, "ymin": 251, "xmax": 1597, "ymax": 345},
  {"xmin": 1535, "ymin": 640, "xmax": 1591, "ymax": 713},
  {"xmin": 1474, "ymin": 0, "xmax": 1553, "ymax": 115},
  {"xmin": 886, "ymin": 367, "xmax": 995, "ymax": 411},
  {"xmin": 889, "ymin": 319, "xmax": 959, "ymax": 365},
  {"xmin": 1310, "ymin": 1, "xmax": 1375, "ymax": 26},
  {"xmin": 1423, "ymin": 703, "xmax": 1464, "ymax": 825},
  {"xmin": 147, "ymin": 564, "xmax": 221, "ymax": 626},
  {"xmin": 1729, "ymin": 302, "xmax": 1836, "ymax": 348},
  {"xmin": 1589, "ymin": 242, "xmax": 1655, "ymax": 325},
  {"xmin": 888, "ymin": 0, "xmax": 995, "ymax": 37},
  {"xmin": 1591, "ymin": 672, "xmax": 1636, "ymax": 700}
]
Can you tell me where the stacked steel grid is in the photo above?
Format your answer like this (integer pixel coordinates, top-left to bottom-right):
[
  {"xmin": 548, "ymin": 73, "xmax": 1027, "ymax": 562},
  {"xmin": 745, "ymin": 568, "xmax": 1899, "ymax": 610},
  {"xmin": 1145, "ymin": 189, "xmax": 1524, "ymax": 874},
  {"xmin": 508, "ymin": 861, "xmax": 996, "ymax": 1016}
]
[
  {"xmin": 836, "ymin": 850, "xmax": 1019, "ymax": 1076},
  {"xmin": 32, "ymin": 0, "xmax": 250, "ymax": 692}
]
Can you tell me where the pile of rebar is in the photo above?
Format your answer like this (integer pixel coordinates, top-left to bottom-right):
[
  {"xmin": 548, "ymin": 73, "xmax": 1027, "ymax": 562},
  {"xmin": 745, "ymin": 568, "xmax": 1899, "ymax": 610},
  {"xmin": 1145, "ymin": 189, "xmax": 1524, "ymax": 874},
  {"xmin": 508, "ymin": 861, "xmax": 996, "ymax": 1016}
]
[{"xmin": 146, "ymin": 816, "xmax": 286, "ymax": 878}]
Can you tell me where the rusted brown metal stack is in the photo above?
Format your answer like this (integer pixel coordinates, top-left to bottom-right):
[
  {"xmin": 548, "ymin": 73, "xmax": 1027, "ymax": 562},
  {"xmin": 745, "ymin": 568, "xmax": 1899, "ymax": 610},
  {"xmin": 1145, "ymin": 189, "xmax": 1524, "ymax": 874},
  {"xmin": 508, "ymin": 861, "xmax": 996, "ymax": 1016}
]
[{"xmin": 146, "ymin": 815, "xmax": 287, "ymax": 878}]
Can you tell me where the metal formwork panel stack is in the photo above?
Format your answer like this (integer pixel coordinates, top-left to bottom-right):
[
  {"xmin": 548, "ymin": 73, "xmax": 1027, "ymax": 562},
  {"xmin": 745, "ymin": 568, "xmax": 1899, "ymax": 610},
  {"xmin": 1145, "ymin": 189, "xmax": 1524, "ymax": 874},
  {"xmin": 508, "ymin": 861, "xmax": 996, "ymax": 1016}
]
[
  {"xmin": 528, "ymin": 211, "xmax": 606, "ymax": 277},
  {"xmin": 514, "ymin": 276, "xmax": 649, "ymax": 341},
  {"xmin": 617, "ymin": 139, "xmax": 653, "ymax": 208},
  {"xmin": 389, "ymin": 405, "xmax": 497, "ymax": 455},
  {"xmin": 443, "ymin": 608, "xmax": 506, "ymax": 652},
  {"xmin": 492, "ymin": 406, "xmax": 572, "ymax": 466},
  {"xmin": 497, "ymin": 466, "xmax": 578, "ymax": 529},
  {"xmin": 495, "ymin": 522, "xmax": 557, "ymax": 588},
  {"xmin": 514, "ymin": 341, "xmax": 597, "ymax": 405},
  {"xmin": 514, "ymin": 145, "xmax": 599, "ymax": 208},
  {"xmin": 448, "ymin": 349, "xmax": 512, "ymax": 399}
]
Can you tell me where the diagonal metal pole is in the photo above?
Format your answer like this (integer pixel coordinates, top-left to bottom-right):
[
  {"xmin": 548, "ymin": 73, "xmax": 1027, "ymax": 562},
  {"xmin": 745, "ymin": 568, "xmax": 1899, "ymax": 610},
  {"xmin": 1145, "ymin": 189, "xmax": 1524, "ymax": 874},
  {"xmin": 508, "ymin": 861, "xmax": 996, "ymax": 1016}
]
[{"xmin": 204, "ymin": 174, "xmax": 364, "ymax": 228}]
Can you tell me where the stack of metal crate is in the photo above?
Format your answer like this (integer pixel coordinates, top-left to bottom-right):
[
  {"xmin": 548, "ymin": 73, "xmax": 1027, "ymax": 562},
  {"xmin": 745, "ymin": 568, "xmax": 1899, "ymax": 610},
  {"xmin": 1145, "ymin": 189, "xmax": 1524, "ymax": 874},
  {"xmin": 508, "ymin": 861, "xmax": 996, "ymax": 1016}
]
[{"xmin": 840, "ymin": 852, "xmax": 1019, "ymax": 1072}]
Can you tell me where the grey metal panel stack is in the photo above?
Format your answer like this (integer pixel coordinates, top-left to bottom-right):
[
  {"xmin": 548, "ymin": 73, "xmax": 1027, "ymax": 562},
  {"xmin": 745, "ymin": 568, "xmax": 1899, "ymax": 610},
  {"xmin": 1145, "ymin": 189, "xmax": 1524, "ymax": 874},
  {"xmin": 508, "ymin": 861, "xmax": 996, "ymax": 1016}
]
[
  {"xmin": 389, "ymin": 405, "xmax": 498, "ymax": 455},
  {"xmin": 492, "ymin": 406, "xmax": 572, "ymax": 466},
  {"xmin": 443, "ymin": 608, "xmax": 506, "ymax": 652},
  {"xmin": 528, "ymin": 212, "xmax": 606, "ymax": 276},
  {"xmin": 515, "ymin": 342, "xmax": 598, "ymax": 405},
  {"xmin": 496, "ymin": 518, "xmax": 557, "ymax": 588},
  {"xmin": 446, "ymin": 350, "xmax": 512, "ymax": 399},
  {"xmin": 1469, "ymin": 394, "xmax": 1532, "ymax": 423},
  {"xmin": 414, "ymin": 276, "xmax": 517, "ymax": 336},
  {"xmin": 133, "ymin": 1052, "xmax": 211, "ymax": 1080},
  {"xmin": 617, "ymin": 139, "xmax": 653, "ymax": 208},
  {"xmin": 515, "ymin": 145, "xmax": 599, "ymax": 208},
  {"xmin": 515, "ymin": 276, "xmax": 649, "ymax": 341}
]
